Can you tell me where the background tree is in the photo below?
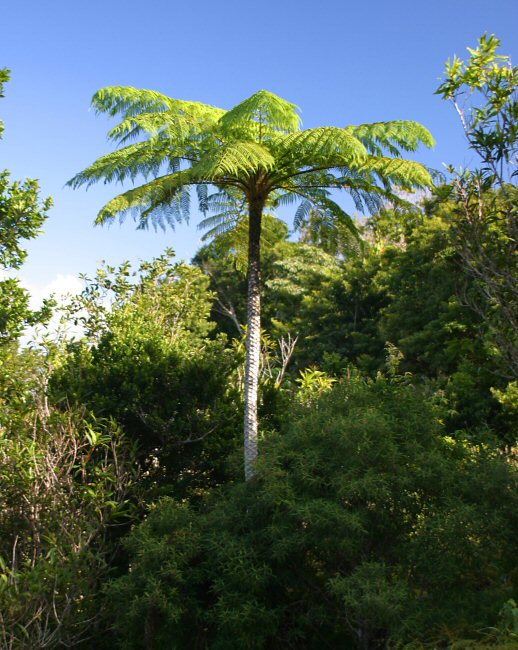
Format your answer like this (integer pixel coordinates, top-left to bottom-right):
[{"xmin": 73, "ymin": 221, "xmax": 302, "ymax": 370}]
[
  {"xmin": 263, "ymin": 239, "xmax": 386, "ymax": 373},
  {"xmin": 436, "ymin": 35, "xmax": 518, "ymax": 381},
  {"xmin": 69, "ymin": 88, "xmax": 434, "ymax": 479},
  {"xmin": 0, "ymin": 68, "xmax": 53, "ymax": 343},
  {"xmin": 52, "ymin": 251, "xmax": 241, "ymax": 501},
  {"xmin": 0, "ymin": 68, "xmax": 10, "ymax": 136},
  {"xmin": 433, "ymin": 35, "xmax": 518, "ymax": 444}
]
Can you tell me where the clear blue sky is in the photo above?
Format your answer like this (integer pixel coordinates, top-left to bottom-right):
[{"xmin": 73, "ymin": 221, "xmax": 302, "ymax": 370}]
[{"xmin": 1, "ymin": 0, "xmax": 517, "ymax": 296}]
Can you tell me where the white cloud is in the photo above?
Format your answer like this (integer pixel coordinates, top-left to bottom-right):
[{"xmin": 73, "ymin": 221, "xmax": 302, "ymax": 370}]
[
  {"xmin": 15, "ymin": 273, "xmax": 85, "ymax": 346},
  {"xmin": 25, "ymin": 273, "xmax": 85, "ymax": 310}
]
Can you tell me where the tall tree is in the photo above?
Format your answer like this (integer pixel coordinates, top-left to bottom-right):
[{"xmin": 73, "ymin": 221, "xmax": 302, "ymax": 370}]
[
  {"xmin": 436, "ymin": 35, "xmax": 518, "ymax": 380},
  {"xmin": 69, "ymin": 88, "xmax": 433, "ymax": 479}
]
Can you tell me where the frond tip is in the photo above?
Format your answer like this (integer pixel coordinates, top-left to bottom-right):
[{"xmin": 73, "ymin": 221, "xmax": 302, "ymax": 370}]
[
  {"xmin": 220, "ymin": 90, "xmax": 301, "ymax": 135},
  {"xmin": 94, "ymin": 171, "xmax": 193, "ymax": 229},
  {"xmin": 91, "ymin": 86, "xmax": 174, "ymax": 118},
  {"xmin": 349, "ymin": 121, "xmax": 435, "ymax": 156}
]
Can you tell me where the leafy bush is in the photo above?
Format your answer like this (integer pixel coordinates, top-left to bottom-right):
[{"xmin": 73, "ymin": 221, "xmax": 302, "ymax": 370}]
[
  {"xmin": 106, "ymin": 377, "xmax": 518, "ymax": 649},
  {"xmin": 53, "ymin": 252, "xmax": 242, "ymax": 499},
  {"xmin": 0, "ymin": 345, "xmax": 135, "ymax": 649}
]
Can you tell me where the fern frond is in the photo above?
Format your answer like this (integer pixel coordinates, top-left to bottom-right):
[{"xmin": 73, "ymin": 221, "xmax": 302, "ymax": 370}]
[
  {"xmin": 107, "ymin": 104, "xmax": 225, "ymax": 145},
  {"xmin": 136, "ymin": 185, "xmax": 192, "ymax": 231},
  {"xmin": 196, "ymin": 183, "xmax": 209, "ymax": 213},
  {"xmin": 272, "ymin": 127, "xmax": 368, "ymax": 179},
  {"xmin": 294, "ymin": 199, "xmax": 313, "ymax": 228},
  {"xmin": 179, "ymin": 186, "xmax": 190, "ymax": 220},
  {"xmin": 193, "ymin": 141, "xmax": 275, "ymax": 178},
  {"xmin": 279, "ymin": 165, "xmax": 414, "ymax": 217},
  {"xmin": 95, "ymin": 170, "xmax": 196, "ymax": 226},
  {"xmin": 168, "ymin": 157, "xmax": 181, "ymax": 174},
  {"xmin": 355, "ymin": 155, "xmax": 433, "ymax": 189},
  {"xmin": 200, "ymin": 216, "xmax": 241, "ymax": 241},
  {"xmin": 220, "ymin": 90, "xmax": 301, "ymax": 136},
  {"xmin": 92, "ymin": 86, "xmax": 174, "ymax": 118},
  {"xmin": 335, "ymin": 167, "xmax": 387, "ymax": 213},
  {"xmin": 198, "ymin": 188, "xmax": 247, "ymax": 237},
  {"xmin": 273, "ymin": 191, "xmax": 300, "ymax": 207},
  {"xmin": 67, "ymin": 140, "xmax": 176, "ymax": 188},
  {"xmin": 92, "ymin": 86, "xmax": 225, "ymax": 121},
  {"xmin": 317, "ymin": 196, "xmax": 359, "ymax": 238},
  {"xmin": 67, "ymin": 121, "xmax": 219, "ymax": 190},
  {"xmin": 107, "ymin": 112, "xmax": 190, "ymax": 145},
  {"xmin": 205, "ymin": 190, "xmax": 246, "ymax": 213},
  {"xmin": 198, "ymin": 212, "xmax": 238, "ymax": 231},
  {"xmin": 347, "ymin": 121, "xmax": 435, "ymax": 156},
  {"xmin": 293, "ymin": 194, "xmax": 357, "ymax": 236}
]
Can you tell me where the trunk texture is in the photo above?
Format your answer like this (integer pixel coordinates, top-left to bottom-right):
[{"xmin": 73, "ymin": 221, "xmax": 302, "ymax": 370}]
[{"xmin": 244, "ymin": 198, "xmax": 263, "ymax": 481}]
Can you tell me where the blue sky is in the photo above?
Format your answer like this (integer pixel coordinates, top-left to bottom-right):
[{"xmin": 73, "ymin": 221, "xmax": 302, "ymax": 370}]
[{"xmin": 1, "ymin": 0, "xmax": 517, "ymax": 300}]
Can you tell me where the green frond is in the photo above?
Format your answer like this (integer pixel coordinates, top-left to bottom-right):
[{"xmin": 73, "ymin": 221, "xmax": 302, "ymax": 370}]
[
  {"xmin": 200, "ymin": 223, "xmax": 233, "ymax": 241},
  {"xmin": 67, "ymin": 122, "xmax": 219, "ymax": 189},
  {"xmin": 199, "ymin": 214, "xmax": 240, "ymax": 241},
  {"xmin": 197, "ymin": 188, "xmax": 249, "ymax": 238},
  {"xmin": 335, "ymin": 168, "xmax": 387, "ymax": 213},
  {"xmin": 349, "ymin": 185, "xmax": 382, "ymax": 214},
  {"xmin": 67, "ymin": 140, "xmax": 175, "ymax": 188},
  {"xmin": 92, "ymin": 86, "xmax": 174, "ymax": 118},
  {"xmin": 290, "ymin": 191, "xmax": 359, "ymax": 240},
  {"xmin": 193, "ymin": 141, "xmax": 275, "ymax": 179},
  {"xmin": 294, "ymin": 198, "xmax": 313, "ymax": 226},
  {"xmin": 281, "ymin": 173, "xmax": 389, "ymax": 218},
  {"xmin": 205, "ymin": 189, "xmax": 246, "ymax": 213},
  {"xmin": 348, "ymin": 121, "xmax": 435, "ymax": 155},
  {"xmin": 95, "ymin": 170, "xmax": 194, "ymax": 226},
  {"xmin": 277, "ymin": 178, "xmax": 333, "ymax": 204},
  {"xmin": 92, "ymin": 85, "xmax": 223, "ymax": 117},
  {"xmin": 107, "ymin": 103, "xmax": 225, "ymax": 145},
  {"xmin": 220, "ymin": 90, "xmax": 301, "ymax": 136},
  {"xmin": 196, "ymin": 183, "xmax": 209, "ymax": 213},
  {"xmin": 318, "ymin": 197, "xmax": 359, "ymax": 238},
  {"xmin": 356, "ymin": 156, "xmax": 433, "ymax": 189},
  {"xmin": 198, "ymin": 212, "xmax": 238, "ymax": 232},
  {"xmin": 272, "ymin": 127, "xmax": 368, "ymax": 178},
  {"xmin": 107, "ymin": 112, "xmax": 192, "ymax": 145},
  {"xmin": 273, "ymin": 191, "xmax": 300, "ymax": 207},
  {"xmin": 277, "ymin": 183, "xmax": 366, "ymax": 254}
]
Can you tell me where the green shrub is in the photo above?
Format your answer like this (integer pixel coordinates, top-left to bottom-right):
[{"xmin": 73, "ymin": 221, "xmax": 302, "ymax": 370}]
[{"xmin": 106, "ymin": 377, "xmax": 518, "ymax": 649}]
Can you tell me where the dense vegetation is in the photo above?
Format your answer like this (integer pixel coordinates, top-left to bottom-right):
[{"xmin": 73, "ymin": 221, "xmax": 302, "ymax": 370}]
[{"xmin": 0, "ymin": 36, "xmax": 517, "ymax": 649}]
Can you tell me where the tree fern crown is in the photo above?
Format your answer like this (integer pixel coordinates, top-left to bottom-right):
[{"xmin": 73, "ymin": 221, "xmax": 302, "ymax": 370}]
[{"xmin": 68, "ymin": 88, "xmax": 435, "ymax": 236}]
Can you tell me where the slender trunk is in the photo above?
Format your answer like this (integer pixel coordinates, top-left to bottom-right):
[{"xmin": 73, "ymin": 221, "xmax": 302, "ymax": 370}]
[{"xmin": 244, "ymin": 198, "xmax": 263, "ymax": 481}]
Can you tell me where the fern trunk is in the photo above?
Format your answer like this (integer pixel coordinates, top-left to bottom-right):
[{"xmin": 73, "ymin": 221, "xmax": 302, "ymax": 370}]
[{"xmin": 244, "ymin": 197, "xmax": 263, "ymax": 481}]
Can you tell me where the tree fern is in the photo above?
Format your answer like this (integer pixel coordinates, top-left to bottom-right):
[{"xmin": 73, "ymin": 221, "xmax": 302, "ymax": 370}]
[{"xmin": 69, "ymin": 87, "xmax": 434, "ymax": 479}]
